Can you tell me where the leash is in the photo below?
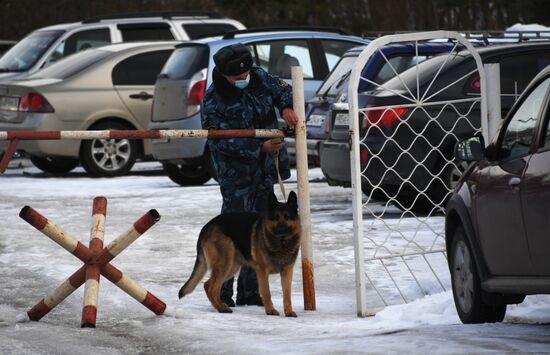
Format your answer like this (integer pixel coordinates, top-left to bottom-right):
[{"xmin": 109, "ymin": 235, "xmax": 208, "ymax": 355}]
[{"xmin": 271, "ymin": 137, "xmax": 287, "ymax": 202}]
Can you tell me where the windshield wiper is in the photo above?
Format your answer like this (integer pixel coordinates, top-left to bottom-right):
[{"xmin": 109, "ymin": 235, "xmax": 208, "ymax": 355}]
[
  {"xmin": 334, "ymin": 70, "xmax": 351, "ymax": 90},
  {"xmin": 321, "ymin": 70, "xmax": 351, "ymax": 100},
  {"xmin": 0, "ymin": 68, "xmax": 26, "ymax": 73}
]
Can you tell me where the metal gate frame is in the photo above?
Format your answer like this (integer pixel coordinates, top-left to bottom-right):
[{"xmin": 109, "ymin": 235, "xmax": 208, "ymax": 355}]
[{"xmin": 348, "ymin": 31, "xmax": 488, "ymax": 317}]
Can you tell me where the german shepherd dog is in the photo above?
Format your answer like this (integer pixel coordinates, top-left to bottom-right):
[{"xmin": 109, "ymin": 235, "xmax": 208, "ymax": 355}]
[{"xmin": 178, "ymin": 191, "xmax": 301, "ymax": 317}]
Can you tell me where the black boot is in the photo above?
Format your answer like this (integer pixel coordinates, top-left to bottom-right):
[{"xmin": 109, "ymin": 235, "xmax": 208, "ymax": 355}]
[{"xmin": 221, "ymin": 277, "xmax": 235, "ymax": 307}]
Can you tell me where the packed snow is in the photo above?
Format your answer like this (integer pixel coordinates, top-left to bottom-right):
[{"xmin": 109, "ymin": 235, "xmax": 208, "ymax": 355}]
[{"xmin": 0, "ymin": 159, "xmax": 549, "ymax": 354}]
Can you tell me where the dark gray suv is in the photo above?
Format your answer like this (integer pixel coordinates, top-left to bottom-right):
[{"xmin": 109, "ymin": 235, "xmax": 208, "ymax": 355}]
[{"xmin": 446, "ymin": 64, "xmax": 550, "ymax": 324}]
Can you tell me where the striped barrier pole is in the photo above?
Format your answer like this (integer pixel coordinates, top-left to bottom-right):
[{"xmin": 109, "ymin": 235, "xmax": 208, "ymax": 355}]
[
  {"xmin": 19, "ymin": 206, "xmax": 94, "ymax": 261},
  {"xmin": 25, "ymin": 266, "xmax": 87, "ymax": 321},
  {"xmin": 18, "ymin": 199, "xmax": 168, "ymax": 326},
  {"xmin": 81, "ymin": 197, "xmax": 107, "ymax": 328},
  {"xmin": 0, "ymin": 129, "xmax": 285, "ymax": 173},
  {"xmin": 102, "ymin": 263, "xmax": 167, "ymax": 315}
]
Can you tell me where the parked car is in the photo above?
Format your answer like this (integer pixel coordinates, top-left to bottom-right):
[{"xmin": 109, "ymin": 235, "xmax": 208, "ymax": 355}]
[
  {"xmin": 358, "ymin": 42, "xmax": 550, "ymax": 212},
  {"xmin": 148, "ymin": 27, "xmax": 369, "ymax": 185},
  {"xmin": 0, "ymin": 41, "xmax": 177, "ymax": 176},
  {"xmin": 0, "ymin": 40, "xmax": 16, "ymax": 57},
  {"xmin": 313, "ymin": 42, "xmax": 460, "ymax": 172},
  {"xmin": 446, "ymin": 64, "xmax": 550, "ymax": 324},
  {"xmin": 0, "ymin": 12, "xmax": 244, "ymax": 81}
]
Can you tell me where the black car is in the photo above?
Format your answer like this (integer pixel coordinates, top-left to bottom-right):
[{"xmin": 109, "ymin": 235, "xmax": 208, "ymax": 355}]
[
  {"xmin": 446, "ymin": 64, "xmax": 550, "ymax": 324},
  {"xmin": 318, "ymin": 42, "xmax": 461, "ymax": 186},
  {"xmin": 361, "ymin": 43, "xmax": 550, "ymax": 212}
]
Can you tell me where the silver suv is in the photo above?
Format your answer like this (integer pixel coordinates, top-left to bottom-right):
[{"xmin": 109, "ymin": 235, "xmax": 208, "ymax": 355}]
[
  {"xmin": 148, "ymin": 28, "xmax": 369, "ymax": 185},
  {"xmin": 0, "ymin": 13, "xmax": 245, "ymax": 81}
]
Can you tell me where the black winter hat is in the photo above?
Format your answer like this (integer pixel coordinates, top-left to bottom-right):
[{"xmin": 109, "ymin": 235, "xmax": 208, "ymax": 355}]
[{"xmin": 213, "ymin": 44, "xmax": 253, "ymax": 76}]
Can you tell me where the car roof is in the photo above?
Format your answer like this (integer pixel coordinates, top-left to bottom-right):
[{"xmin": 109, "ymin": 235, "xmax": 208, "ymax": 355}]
[
  {"xmin": 96, "ymin": 41, "xmax": 180, "ymax": 53},
  {"xmin": 184, "ymin": 30, "xmax": 368, "ymax": 50},
  {"xmin": 343, "ymin": 42, "xmax": 469, "ymax": 58},
  {"xmin": 466, "ymin": 42, "xmax": 550, "ymax": 57},
  {"xmin": 33, "ymin": 15, "xmax": 242, "ymax": 32}
]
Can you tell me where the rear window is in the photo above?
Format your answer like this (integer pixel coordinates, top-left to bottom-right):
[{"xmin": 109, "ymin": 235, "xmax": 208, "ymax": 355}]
[
  {"xmin": 182, "ymin": 23, "xmax": 238, "ymax": 39},
  {"xmin": 500, "ymin": 52, "xmax": 550, "ymax": 96},
  {"xmin": 118, "ymin": 23, "xmax": 174, "ymax": 41},
  {"xmin": 27, "ymin": 49, "xmax": 112, "ymax": 79},
  {"xmin": 0, "ymin": 30, "xmax": 64, "ymax": 72},
  {"xmin": 373, "ymin": 54, "xmax": 466, "ymax": 94},
  {"xmin": 112, "ymin": 50, "xmax": 173, "ymax": 85},
  {"xmin": 160, "ymin": 45, "xmax": 209, "ymax": 79}
]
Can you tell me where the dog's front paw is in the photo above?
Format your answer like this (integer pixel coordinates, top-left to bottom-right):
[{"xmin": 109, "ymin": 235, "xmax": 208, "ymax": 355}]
[
  {"xmin": 265, "ymin": 308, "xmax": 280, "ymax": 316},
  {"xmin": 218, "ymin": 305, "xmax": 233, "ymax": 313},
  {"xmin": 285, "ymin": 310, "xmax": 297, "ymax": 317}
]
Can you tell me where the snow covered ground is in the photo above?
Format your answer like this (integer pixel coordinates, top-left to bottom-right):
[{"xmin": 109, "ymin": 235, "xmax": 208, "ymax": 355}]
[{"xmin": 1, "ymin": 160, "xmax": 549, "ymax": 354}]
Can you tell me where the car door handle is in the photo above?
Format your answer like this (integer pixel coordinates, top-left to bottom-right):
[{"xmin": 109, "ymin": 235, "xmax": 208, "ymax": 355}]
[
  {"xmin": 509, "ymin": 177, "xmax": 521, "ymax": 188},
  {"xmin": 129, "ymin": 92, "xmax": 153, "ymax": 100}
]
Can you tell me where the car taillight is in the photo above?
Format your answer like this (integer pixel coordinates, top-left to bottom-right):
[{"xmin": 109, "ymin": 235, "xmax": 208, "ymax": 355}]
[
  {"xmin": 188, "ymin": 80, "xmax": 206, "ymax": 106},
  {"xmin": 363, "ymin": 104, "xmax": 408, "ymax": 129},
  {"xmin": 19, "ymin": 93, "xmax": 54, "ymax": 113},
  {"xmin": 360, "ymin": 146, "xmax": 369, "ymax": 163}
]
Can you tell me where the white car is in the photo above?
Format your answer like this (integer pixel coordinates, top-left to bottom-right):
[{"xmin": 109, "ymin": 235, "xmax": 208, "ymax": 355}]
[{"xmin": 0, "ymin": 12, "xmax": 244, "ymax": 81}]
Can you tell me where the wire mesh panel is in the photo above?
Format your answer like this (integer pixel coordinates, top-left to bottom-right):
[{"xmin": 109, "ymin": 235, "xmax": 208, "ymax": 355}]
[{"xmin": 349, "ymin": 31, "xmax": 487, "ymax": 316}]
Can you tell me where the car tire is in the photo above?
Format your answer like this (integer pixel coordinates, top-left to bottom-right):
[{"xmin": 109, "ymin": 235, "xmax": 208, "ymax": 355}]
[
  {"xmin": 80, "ymin": 121, "xmax": 137, "ymax": 177},
  {"xmin": 430, "ymin": 158, "xmax": 470, "ymax": 207},
  {"xmin": 163, "ymin": 162, "xmax": 212, "ymax": 186},
  {"xmin": 450, "ymin": 226, "xmax": 506, "ymax": 324},
  {"xmin": 30, "ymin": 156, "xmax": 79, "ymax": 174}
]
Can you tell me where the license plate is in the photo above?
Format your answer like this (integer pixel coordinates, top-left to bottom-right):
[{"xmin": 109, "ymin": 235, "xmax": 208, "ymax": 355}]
[
  {"xmin": 307, "ymin": 114, "xmax": 325, "ymax": 127},
  {"xmin": 0, "ymin": 96, "xmax": 19, "ymax": 111},
  {"xmin": 334, "ymin": 112, "xmax": 349, "ymax": 126}
]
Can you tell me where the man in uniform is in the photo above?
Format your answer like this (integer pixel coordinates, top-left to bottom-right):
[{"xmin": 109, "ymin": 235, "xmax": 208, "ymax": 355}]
[{"xmin": 201, "ymin": 43, "xmax": 298, "ymax": 306}]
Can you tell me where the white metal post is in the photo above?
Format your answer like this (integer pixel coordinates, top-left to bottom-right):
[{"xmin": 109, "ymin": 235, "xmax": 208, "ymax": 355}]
[
  {"xmin": 485, "ymin": 63, "xmax": 502, "ymax": 143},
  {"xmin": 291, "ymin": 66, "xmax": 316, "ymax": 311},
  {"xmin": 348, "ymin": 64, "xmax": 368, "ymax": 318}
]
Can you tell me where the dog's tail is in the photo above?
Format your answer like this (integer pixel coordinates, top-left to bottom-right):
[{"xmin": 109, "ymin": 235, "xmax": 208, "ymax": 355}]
[{"xmin": 178, "ymin": 241, "xmax": 208, "ymax": 299}]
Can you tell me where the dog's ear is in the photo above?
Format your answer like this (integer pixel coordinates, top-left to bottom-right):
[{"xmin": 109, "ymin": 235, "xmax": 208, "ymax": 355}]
[
  {"xmin": 287, "ymin": 191, "xmax": 298, "ymax": 213},
  {"xmin": 268, "ymin": 190, "xmax": 278, "ymax": 215}
]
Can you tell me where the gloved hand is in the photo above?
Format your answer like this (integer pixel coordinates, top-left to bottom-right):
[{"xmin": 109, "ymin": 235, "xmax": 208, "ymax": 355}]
[{"xmin": 262, "ymin": 137, "xmax": 284, "ymax": 155}]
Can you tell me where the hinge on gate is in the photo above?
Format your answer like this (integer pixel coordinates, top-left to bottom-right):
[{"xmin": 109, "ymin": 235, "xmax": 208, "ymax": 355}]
[{"xmin": 348, "ymin": 129, "xmax": 353, "ymax": 151}]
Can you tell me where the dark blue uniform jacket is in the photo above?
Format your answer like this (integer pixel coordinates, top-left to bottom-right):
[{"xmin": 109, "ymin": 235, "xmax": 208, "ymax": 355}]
[{"xmin": 201, "ymin": 66, "xmax": 292, "ymax": 213}]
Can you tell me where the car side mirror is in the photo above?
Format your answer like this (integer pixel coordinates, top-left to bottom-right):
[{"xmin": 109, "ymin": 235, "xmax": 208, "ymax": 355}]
[{"xmin": 455, "ymin": 136, "xmax": 485, "ymax": 162}]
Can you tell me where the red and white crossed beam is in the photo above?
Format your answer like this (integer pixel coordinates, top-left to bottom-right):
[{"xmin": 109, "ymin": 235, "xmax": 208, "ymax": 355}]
[
  {"xmin": 18, "ymin": 197, "xmax": 175, "ymax": 327},
  {"xmin": 0, "ymin": 129, "xmax": 285, "ymax": 173}
]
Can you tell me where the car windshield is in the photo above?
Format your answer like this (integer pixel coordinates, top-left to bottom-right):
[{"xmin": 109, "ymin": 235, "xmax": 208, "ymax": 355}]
[
  {"xmin": 0, "ymin": 30, "xmax": 64, "ymax": 72},
  {"xmin": 317, "ymin": 55, "xmax": 356, "ymax": 97},
  {"xmin": 27, "ymin": 49, "xmax": 112, "ymax": 80}
]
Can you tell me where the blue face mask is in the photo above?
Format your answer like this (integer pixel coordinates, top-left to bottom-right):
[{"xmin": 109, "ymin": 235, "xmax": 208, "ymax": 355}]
[{"xmin": 234, "ymin": 75, "xmax": 250, "ymax": 89}]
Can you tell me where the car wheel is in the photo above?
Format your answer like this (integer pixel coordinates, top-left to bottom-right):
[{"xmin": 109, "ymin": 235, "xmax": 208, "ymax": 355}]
[
  {"xmin": 163, "ymin": 162, "xmax": 212, "ymax": 186},
  {"xmin": 80, "ymin": 121, "xmax": 137, "ymax": 177},
  {"xmin": 450, "ymin": 226, "xmax": 506, "ymax": 324},
  {"xmin": 430, "ymin": 158, "xmax": 470, "ymax": 206},
  {"xmin": 30, "ymin": 156, "xmax": 79, "ymax": 174}
]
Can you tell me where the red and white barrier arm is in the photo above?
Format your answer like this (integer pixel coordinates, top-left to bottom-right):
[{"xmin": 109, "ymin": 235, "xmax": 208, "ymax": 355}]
[
  {"xmin": 0, "ymin": 128, "xmax": 284, "ymax": 140},
  {"xmin": 0, "ymin": 129, "xmax": 285, "ymax": 173}
]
